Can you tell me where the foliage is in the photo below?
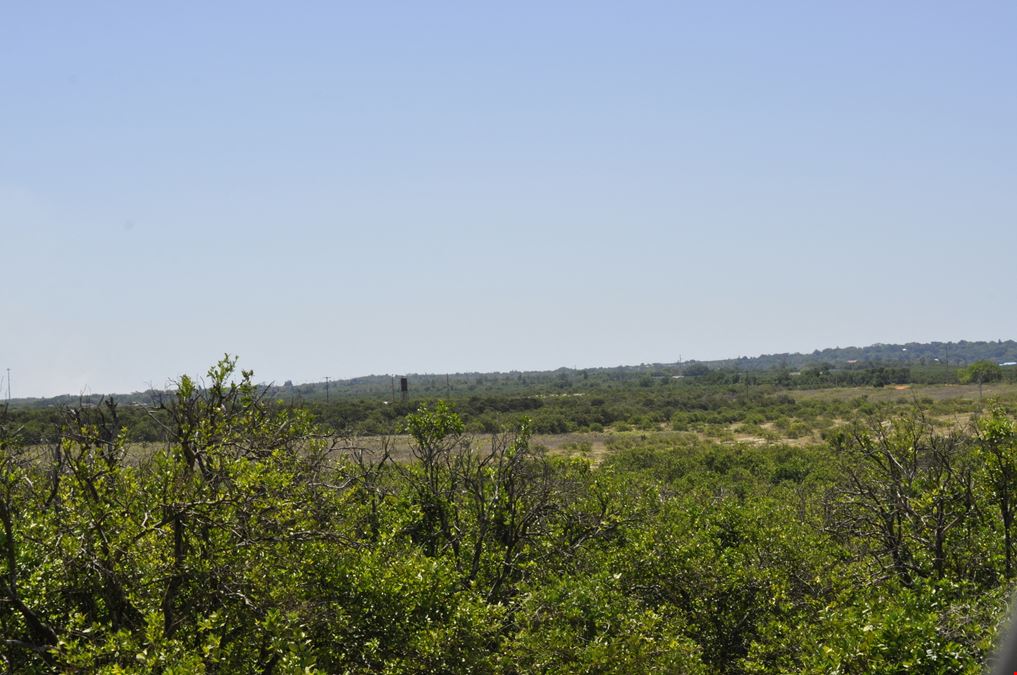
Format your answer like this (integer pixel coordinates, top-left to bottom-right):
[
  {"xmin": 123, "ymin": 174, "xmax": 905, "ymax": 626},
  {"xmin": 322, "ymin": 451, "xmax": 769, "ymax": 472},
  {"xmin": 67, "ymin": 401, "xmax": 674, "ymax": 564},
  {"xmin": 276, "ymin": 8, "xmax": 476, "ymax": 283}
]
[
  {"xmin": 2, "ymin": 357, "xmax": 1017, "ymax": 672},
  {"xmin": 960, "ymin": 360, "xmax": 1004, "ymax": 385}
]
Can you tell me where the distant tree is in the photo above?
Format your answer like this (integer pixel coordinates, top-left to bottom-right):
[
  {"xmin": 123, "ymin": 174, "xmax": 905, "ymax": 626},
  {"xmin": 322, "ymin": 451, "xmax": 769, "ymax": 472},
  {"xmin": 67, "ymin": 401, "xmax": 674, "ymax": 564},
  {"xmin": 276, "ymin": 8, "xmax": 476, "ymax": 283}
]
[
  {"xmin": 773, "ymin": 368, "xmax": 793, "ymax": 386},
  {"xmin": 684, "ymin": 363, "xmax": 711, "ymax": 377},
  {"xmin": 959, "ymin": 360, "xmax": 1002, "ymax": 398}
]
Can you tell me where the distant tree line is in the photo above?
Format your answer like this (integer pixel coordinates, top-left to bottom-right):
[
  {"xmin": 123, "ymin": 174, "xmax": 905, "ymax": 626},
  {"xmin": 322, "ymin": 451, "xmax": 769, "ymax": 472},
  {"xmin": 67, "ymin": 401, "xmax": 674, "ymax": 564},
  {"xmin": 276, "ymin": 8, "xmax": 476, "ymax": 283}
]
[{"xmin": 8, "ymin": 341, "xmax": 1016, "ymax": 411}]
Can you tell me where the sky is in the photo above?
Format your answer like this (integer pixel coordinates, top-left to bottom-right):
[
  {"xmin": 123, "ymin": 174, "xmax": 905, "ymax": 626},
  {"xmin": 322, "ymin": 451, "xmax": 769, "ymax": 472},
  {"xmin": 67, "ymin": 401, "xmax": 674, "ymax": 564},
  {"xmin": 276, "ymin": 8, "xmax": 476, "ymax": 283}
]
[{"xmin": 2, "ymin": 2, "xmax": 1015, "ymax": 398}]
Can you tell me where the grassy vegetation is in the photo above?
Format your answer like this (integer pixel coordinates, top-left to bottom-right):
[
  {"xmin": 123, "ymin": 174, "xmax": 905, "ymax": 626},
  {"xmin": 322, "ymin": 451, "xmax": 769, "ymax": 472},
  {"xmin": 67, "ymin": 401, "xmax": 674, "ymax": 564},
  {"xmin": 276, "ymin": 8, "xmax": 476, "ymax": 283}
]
[{"xmin": 4, "ymin": 355, "xmax": 1017, "ymax": 672}]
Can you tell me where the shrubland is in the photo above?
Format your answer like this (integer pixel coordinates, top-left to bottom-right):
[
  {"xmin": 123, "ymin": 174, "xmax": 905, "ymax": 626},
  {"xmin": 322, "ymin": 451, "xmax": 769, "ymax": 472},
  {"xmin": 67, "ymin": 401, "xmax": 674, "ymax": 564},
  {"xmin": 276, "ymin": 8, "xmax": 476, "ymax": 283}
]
[{"xmin": 2, "ymin": 356, "xmax": 1017, "ymax": 672}]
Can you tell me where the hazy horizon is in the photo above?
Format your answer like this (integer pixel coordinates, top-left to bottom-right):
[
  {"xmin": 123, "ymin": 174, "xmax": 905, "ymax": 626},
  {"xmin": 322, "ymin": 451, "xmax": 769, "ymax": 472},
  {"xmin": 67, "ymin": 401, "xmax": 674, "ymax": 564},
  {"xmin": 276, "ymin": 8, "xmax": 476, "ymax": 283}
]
[{"xmin": 4, "ymin": 336, "xmax": 1011, "ymax": 401}]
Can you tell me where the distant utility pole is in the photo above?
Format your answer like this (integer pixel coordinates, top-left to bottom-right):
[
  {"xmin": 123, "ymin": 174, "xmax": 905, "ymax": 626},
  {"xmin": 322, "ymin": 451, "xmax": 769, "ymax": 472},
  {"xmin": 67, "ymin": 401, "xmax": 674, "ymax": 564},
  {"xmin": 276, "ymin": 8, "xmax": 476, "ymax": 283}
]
[
  {"xmin": 324, "ymin": 376, "xmax": 330, "ymax": 403},
  {"xmin": 5, "ymin": 368, "xmax": 9, "ymax": 402}
]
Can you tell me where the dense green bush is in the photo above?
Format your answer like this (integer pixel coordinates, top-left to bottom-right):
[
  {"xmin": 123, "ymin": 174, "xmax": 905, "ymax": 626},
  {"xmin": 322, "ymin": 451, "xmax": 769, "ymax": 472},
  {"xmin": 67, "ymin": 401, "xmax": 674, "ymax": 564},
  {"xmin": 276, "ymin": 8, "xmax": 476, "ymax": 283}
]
[{"xmin": 2, "ymin": 358, "xmax": 1015, "ymax": 672}]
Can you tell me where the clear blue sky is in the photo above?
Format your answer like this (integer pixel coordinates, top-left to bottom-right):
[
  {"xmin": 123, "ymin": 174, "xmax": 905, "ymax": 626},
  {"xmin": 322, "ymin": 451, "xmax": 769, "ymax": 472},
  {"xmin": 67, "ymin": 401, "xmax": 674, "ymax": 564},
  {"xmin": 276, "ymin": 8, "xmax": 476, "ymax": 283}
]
[{"xmin": 2, "ymin": 2, "xmax": 1015, "ymax": 397}]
